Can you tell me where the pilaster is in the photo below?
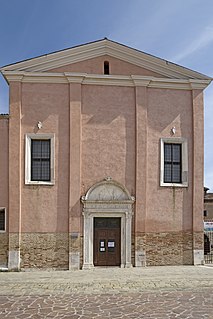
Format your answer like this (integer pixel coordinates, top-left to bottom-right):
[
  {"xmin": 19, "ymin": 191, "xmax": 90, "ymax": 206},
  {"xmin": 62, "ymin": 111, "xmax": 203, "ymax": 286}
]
[
  {"xmin": 135, "ymin": 86, "xmax": 147, "ymax": 266},
  {"xmin": 192, "ymin": 89, "xmax": 204, "ymax": 265},
  {"xmin": 68, "ymin": 82, "xmax": 82, "ymax": 270},
  {"xmin": 8, "ymin": 82, "xmax": 22, "ymax": 270}
]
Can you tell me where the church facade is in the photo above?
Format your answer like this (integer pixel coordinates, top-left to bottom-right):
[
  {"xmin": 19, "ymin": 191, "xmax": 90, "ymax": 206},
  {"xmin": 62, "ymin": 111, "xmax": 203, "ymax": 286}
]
[{"xmin": 0, "ymin": 39, "xmax": 211, "ymax": 270}]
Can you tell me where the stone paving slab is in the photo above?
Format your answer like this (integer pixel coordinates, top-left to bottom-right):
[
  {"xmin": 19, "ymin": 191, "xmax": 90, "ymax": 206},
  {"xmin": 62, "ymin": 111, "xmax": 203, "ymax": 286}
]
[
  {"xmin": 1, "ymin": 265, "xmax": 213, "ymax": 295},
  {"xmin": 0, "ymin": 290, "xmax": 212, "ymax": 318},
  {"xmin": 0, "ymin": 266, "xmax": 213, "ymax": 318}
]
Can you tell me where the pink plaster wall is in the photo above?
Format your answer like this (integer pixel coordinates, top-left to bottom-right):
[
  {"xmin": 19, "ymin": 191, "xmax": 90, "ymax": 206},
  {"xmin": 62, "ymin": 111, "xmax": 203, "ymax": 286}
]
[
  {"xmin": 81, "ymin": 85, "xmax": 136, "ymax": 194},
  {"xmin": 146, "ymin": 88, "xmax": 193, "ymax": 232},
  {"xmin": 4, "ymin": 56, "xmax": 205, "ymax": 237},
  {"xmin": 0, "ymin": 118, "xmax": 9, "ymax": 227},
  {"xmin": 50, "ymin": 55, "xmax": 165, "ymax": 77},
  {"xmin": 21, "ymin": 83, "xmax": 69, "ymax": 233}
]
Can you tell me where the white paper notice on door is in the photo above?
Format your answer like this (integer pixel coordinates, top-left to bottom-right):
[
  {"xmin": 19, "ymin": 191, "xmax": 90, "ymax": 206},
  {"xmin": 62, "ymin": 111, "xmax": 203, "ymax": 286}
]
[
  {"xmin": 100, "ymin": 248, "xmax": 105, "ymax": 252},
  {"xmin": 108, "ymin": 241, "xmax": 115, "ymax": 248},
  {"xmin": 100, "ymin": 241, "xmax": 105, "ymax": 247}
]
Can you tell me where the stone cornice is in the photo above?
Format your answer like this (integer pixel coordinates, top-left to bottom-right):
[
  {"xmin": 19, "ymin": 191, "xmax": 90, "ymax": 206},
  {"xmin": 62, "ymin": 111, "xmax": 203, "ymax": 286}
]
[
  {"xmin": 2, "ymin": 70, "xmax": 211, "ymax": 90},
  {"xmin": 1, "ymin": 39, "xmax": 211, "ymax": 81}
]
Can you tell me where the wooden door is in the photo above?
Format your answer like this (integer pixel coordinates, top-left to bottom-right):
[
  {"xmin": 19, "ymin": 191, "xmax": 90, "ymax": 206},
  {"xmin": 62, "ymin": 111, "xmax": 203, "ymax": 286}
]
[{"xmin": 94, "ymin": 218, "xmax": 121, "ymax": 266}]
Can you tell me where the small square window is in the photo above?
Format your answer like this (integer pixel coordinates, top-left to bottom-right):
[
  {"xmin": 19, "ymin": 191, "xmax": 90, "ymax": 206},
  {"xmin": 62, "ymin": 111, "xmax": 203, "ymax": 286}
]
[
  {"xmin": 0, "ymin": 208, "xmax": 6, "ymax": 232},
  {"xmin": 25, "ymin": 134, "xmax": 55, "ymax": 185},
  {"xmin": 160, "ymin": 138, "xmax": 188, "ymax": 187}
]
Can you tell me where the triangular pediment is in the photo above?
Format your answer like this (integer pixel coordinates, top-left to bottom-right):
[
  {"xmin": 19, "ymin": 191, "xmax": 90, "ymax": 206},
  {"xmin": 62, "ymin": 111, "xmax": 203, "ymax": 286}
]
[{"xmin": 0, "ymin": 38, "xmax": 211, "ymax": 80}]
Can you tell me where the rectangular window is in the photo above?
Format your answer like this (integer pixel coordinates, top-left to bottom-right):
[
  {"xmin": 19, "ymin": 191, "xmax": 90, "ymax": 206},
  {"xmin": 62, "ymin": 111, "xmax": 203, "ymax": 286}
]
[
  {"xmin": 25, "ymin": 133, "xmax": 55, "ymax": 185},
  {"xmin": 164, "ymin": 143, "xmax": 181, "ymax": 183},
  {"xmin": 31, "ymin": 139, "xmax": 51, "ymax": 181},
  {"xmin": 0, "ymin": 208, "xmax": 6, "ymax": 232},
  {"xmin": 160, "ymin": 138, "xmax": 188, "ymax": 187}
]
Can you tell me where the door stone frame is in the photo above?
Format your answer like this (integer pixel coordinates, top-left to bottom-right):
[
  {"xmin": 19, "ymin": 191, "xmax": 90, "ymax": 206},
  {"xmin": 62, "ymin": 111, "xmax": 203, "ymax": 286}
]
[{"xmin": 81, "ymin": 178, "xmax": 135, "ymax": 269}]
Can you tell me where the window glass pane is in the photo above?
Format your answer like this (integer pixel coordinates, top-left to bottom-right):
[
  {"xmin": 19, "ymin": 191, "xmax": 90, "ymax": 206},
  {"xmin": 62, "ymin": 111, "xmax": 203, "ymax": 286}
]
[
  {"xmin": 31, "ymin": 139, "xmax": 51, "ymax": 181},
  {"xmin": 32, "ymin": 140, "xmax": 41, "ymax": 159},
  {"xmin": 172, "ymin": 144, "xmax": 181, "ymax": 162},
  {"xmin": 164, "ymin": 163, "xmax": 172, "ymax": 182},
  {"xmin": 31, "ymin": 160, "xmax": 41, "ymax": 180},
  {"xmin": 172, "ymin": 164, "xmax": 181, "ymax": 183},
  {"xmin": 41, "ymin": 161, "xmax": 50, "ymax": 181},
  {"xmin": 163, "ymin": 142, "xmax": 182, "ymax": 184},
  {"xmin": 164, "ymin": 144, "xmax": 171, "ymax": 162},
  {"xmin": 41, "ymin": 140, "xmax": 50, "ymax": 159}
]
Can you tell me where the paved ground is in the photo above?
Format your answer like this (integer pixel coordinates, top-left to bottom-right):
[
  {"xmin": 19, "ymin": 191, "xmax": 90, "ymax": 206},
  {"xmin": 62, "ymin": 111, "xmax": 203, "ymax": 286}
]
[{"xmin": 0, "ymin": 265, "xmax": 213, "ymax": 318}]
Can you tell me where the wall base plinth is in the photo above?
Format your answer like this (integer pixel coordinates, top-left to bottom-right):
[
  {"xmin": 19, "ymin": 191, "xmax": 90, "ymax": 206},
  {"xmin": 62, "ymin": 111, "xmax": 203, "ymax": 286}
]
[
  {"xmin": 193, "ymin": 249, "xmax": 204, "ymax": 265},
  {"xmin": 8, "ymin": 250, "xmax": 20, "ymax": 271},
  {"xmin": 69, "ymin": 252, "xmax": 80, "ymax": 270},
  {"xmin": 135, "ymin": 250, "xmax": 146, "ymax": 267},
  {"xmin": 82, "ymin": 263, "xmax": 94, "ymax": 270}
]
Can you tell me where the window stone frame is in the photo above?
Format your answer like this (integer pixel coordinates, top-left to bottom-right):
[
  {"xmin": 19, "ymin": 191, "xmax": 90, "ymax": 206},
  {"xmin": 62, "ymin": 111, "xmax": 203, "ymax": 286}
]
[
  {"xmin": 0, "ymin": 208, "xmax": 6, "ymax": 232},
  {"xmin": 25, "ymin": 133, "xmax": 55, "ymax": 185},
  {"xmin": 160, "ymin": 137, "xmax": 188, "ymax": 187}
]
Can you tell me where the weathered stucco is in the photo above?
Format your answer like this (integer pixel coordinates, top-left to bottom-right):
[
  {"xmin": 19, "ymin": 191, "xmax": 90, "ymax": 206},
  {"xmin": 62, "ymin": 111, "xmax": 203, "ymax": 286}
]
[{"xmin": 21, "ymin": 83, "xmax": 70, "ymax": 233}]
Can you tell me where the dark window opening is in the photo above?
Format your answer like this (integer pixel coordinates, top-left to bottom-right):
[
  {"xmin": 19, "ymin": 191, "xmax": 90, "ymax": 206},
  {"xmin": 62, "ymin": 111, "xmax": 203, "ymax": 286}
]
[
  {"xmin": 31, "ymin": 139, "xmax": 51, "ymax": 181},
  {"xmin": 204, "ymin": 210, "xmax": 208, "ymax": 217},
  {"xmin": 0, "ymin": 209, "xmax": 6, "ymax": 231},
  {"xmin": 204, "ymin": 234, "xmax": 210, "ymax": 255},
  {"xmin": 104, "ymin": 61, "xmax": 110, "ymax": 75},
  {"xmin": 164, "ymin": 143, "xmax": 182, "ymax": 183}
]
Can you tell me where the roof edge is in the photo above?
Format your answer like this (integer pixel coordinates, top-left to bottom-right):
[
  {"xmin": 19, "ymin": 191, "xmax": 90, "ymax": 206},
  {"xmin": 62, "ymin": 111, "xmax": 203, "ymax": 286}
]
[{"xmin": 0, "ymin": 38, "xmax": 212, "ymax": 81}]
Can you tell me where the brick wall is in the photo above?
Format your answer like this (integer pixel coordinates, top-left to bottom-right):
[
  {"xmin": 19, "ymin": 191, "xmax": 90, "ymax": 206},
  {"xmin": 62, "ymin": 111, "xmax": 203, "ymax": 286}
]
[
  {"xmin": 20, "ymin": 233, "xmax": 69, "ymax": 269},
  {"xmin": 136, "ymin": 231, "xmax": 194, "ymax": 266},
  {"xmin": 0, "ymin": 233, "xmax": 8, "ymax": 266}
]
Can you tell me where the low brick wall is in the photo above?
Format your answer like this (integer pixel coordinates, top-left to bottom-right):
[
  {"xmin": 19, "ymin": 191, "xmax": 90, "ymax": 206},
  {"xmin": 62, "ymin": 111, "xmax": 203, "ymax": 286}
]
[
  {"xmin": 135, "ymin": 231, "xmax": 194, "ymax": 266},
  {"xmin": 0, "ymin": 233, "xmax": 8, "ymax": 266},
  {"xmin": 16, "ymin": 231, "xmax": 203, "ymax": 269},
  {"xmin": 20, "ymin": 233, "xmax": 69, "ymax": 269}
]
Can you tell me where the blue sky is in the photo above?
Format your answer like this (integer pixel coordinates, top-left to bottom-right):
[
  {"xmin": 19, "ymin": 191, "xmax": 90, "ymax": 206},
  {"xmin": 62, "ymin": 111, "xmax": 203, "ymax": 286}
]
[{"xmin": 0, "ymin": 0, "xmax": 213, "ymax": 189}]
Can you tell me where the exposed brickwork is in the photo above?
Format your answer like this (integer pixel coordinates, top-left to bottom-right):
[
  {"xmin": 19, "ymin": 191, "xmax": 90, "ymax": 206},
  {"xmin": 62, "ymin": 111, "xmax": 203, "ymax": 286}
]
[
  {"xmin": 136, "ymin": 232, "xmax": 194, "ymax": 266},
  {"xmin": 20, "ymin": 233, "xmax": 69, "ymax": 269},
  {"xmin": 182, "ymin": 232, "xmax": 193, "ymax": 265},
  {"xmin": 193, "ymin": 231, "xmax": 204, "ymax": 250},
  {"xmin": 0, "ymin": 233, "xmax": 8, "ymax": 266},
  {"xmin": 69, "ymin": 233, "xmax": 81, "ymax": 253},
  {"xmin": 135, "ymin": 234, "xmax": 146, "ymax": 251},
  {"xmin": 9, "ymin": 233, "xmax": 20, "ymax": 250},
  {"xmin": 8, "ymin": 231, "xmax": 204, "ymax": 269}
]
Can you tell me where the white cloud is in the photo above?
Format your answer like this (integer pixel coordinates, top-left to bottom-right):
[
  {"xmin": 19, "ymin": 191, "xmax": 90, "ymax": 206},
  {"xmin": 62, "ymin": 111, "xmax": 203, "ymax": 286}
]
[{"xmin": 173, "ymin": 26, "xmax": 213, "ymax": 62}]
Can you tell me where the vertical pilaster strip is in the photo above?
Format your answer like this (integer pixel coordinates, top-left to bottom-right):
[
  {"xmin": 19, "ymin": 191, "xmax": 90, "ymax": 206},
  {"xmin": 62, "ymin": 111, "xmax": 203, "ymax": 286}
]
[
  {"xmin": 125, "ymin": 211, "xmax": 133, "ymax": 267},
  {"xmin": 192, "ymin": 89, "xmax": 204, "ymax": 264},
  {"xmin": 82, "ymin": 212, "xmax": 94, "ymax": 269},
  {"xmin": 8, "ymin": 82, "xmax": 22, "ymax": 270},
  {"xmin": 135, "ymin": 86, "xmax": 147, "ymax": 266},
  {"xmin": 69, "ymin": 82, "xmax": 82, "ymax": 270}
]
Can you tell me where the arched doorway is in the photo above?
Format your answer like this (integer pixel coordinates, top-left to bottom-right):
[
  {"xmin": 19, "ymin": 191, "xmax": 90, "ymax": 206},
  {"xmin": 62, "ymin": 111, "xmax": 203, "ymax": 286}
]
[{"xmin": 81, "ymin": 177, "xmax": 135, "ymax": 269}]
